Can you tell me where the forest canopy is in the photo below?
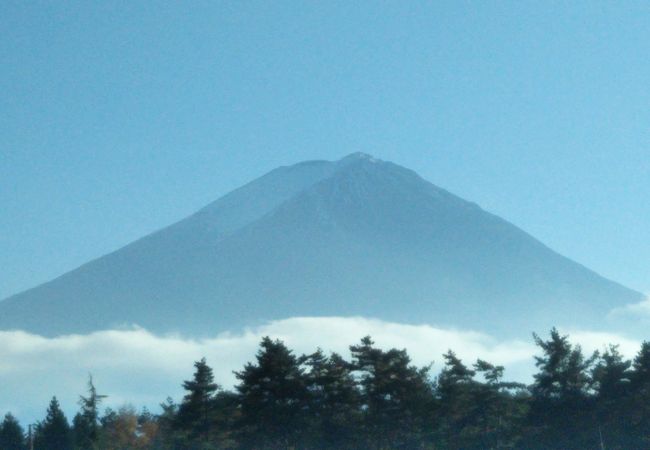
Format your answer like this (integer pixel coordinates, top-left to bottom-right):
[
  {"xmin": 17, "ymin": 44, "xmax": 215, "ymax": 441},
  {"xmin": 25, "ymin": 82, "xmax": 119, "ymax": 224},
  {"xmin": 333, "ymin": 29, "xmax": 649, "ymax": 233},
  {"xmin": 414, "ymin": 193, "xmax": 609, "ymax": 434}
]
[{"xmin": 2, "ymin": 328, "xmax": 650, "ymax": 450}]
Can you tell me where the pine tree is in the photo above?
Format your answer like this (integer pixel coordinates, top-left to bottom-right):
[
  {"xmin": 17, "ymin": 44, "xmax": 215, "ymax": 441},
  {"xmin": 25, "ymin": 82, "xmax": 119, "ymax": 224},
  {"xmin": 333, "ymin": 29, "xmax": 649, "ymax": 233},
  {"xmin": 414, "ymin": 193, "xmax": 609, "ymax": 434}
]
[
  {"xmin": 350, "ymin": 336, "xmax": 433, "ymax": 449},
  {"xmin": 175, "ymin": 358, "xmax": 220, "ymax": 448},
  {"xmin": 0, "ymin": 413, "xmax": 26, "ymax": 450},
  {"xmin": 235, "ymin": 337, "xmax": 309, "ymax": 449},
  {"xmin": 435, "ymin": 350, "xmax": 478, "ymax": 449},
  {"xmin": 34, "ymin": 397, "xmax": 73, "ymax": 450},
  {"xmin": 303, "ymin": 349, "xmax": 361, "ymax": 449},
  {"xmin": 590, "ymin": 345, "xmax": 633, "ymax": 448},
  {"xmin": 593, "ymin": 345, "xmax": 631, "ymax": 399},
  {"xmin": 626, "ymin": 341, "xmax": 650, "ymax": 447},
  {"xmin": 525, "ymin": 328, "xmax": 598, "ymax": 449},
  {"xmin": 531, "ymin": 328, "xmax": 596, "ymax": 400},
  {"xmin": 631, "ymin": 341, "xmax": 650, "ymax": 388},
  {"xmin": 472, "ymin": 359, "xmax": 528, "ymax": 449},
  {"xmin": 73, "ymin": 375, "xmax": 105, "ymax": 450}
]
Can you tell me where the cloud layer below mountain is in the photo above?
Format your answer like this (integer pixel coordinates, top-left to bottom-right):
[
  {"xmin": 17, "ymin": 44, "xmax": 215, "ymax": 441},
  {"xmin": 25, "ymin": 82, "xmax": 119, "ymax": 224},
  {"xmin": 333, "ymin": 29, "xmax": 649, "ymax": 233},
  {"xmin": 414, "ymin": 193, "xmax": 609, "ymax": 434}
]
[{"xmin": 0, "ymin": 316, "xmax": 643, "ymax": 424}]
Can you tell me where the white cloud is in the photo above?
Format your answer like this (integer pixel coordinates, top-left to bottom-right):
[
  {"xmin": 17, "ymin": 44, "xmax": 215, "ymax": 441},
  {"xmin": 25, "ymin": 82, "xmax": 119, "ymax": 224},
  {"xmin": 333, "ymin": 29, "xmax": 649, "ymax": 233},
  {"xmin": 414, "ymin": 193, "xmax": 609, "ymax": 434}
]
[
  {"xmin": 0, "ymin": 317, "xmax": 642, "ymax": 426},
  {"xmin": 609, "ymin": 296, "xmax": 650, "ymax": 318},
  {"xmin": 561, "ymin": 329, "xmax": 642, "ymax": 357}
]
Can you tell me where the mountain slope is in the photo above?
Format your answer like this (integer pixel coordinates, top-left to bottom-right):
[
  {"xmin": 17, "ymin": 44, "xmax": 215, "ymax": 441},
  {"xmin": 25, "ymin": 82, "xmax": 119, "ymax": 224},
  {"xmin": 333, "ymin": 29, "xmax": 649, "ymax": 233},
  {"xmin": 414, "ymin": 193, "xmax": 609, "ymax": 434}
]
[{"xmin": 0, "ymin": 153, "xmax": 642, "ymax": 337}]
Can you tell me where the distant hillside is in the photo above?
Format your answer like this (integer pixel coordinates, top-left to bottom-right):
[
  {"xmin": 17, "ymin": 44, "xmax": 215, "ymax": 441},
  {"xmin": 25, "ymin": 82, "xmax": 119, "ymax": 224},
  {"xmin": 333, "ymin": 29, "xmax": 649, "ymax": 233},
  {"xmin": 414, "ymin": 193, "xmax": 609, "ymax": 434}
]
[{"xmin": 0, "ymin": 153, "xmax": 642, "ymax": 337}]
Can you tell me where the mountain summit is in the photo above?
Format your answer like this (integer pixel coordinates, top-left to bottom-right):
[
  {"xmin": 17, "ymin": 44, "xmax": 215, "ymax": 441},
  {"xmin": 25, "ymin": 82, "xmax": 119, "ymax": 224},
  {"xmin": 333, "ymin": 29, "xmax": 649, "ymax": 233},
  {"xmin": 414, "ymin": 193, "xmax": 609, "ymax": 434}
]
[{"xmin": 0, "ymin": 154, "xmax": 642, "ymax": 336}]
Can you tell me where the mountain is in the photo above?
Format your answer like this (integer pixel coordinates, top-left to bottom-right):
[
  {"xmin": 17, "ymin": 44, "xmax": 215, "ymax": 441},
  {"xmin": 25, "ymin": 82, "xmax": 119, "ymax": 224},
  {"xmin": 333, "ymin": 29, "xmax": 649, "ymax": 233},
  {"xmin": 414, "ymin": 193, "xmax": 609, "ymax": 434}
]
[{"xmin": 0, "ymin": 153, "xmax": 643, "ymax": 337}]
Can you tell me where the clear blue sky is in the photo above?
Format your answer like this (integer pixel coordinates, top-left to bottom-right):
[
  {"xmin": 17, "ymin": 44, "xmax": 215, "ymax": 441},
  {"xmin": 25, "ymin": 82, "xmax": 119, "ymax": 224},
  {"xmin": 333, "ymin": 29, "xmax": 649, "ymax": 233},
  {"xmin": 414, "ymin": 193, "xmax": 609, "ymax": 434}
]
[{"xmin": 1, "ymin": 1, "xmax": 648, "ymax": 300}]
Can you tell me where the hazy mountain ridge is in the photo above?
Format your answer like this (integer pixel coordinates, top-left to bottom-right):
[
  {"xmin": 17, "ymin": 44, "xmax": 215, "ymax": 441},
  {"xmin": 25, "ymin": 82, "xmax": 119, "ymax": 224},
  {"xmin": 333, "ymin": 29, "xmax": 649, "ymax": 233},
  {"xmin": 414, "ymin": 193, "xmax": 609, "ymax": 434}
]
[{"xmin": 0, "ymin": 153, "xmax": 642, "ymax": 337}]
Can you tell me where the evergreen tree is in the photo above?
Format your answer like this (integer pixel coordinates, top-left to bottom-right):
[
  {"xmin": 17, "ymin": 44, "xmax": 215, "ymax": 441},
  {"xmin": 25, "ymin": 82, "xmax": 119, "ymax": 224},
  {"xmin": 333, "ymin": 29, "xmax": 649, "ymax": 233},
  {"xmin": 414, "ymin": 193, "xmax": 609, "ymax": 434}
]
[
  {"xmin": 632, "ymin": 341, "xmax": 650, "ymax": 385},
  {"xmin": 175, "ymin": 358, "xmax": 220, "ymax": 448},
  {"xmin": 303, "ymin": 349, "xmax": 361, "ymax": 449},
  {"xmin": 591, "ymin": 345, "xmax": 633, "ymax": 449},
  {"xmin": 626, "ymin": 341, "xmax": 650, "ymax": 447},
  {"xmin": 0, "ymin": 413, "xmax": 26, "ymax": 450},
  {"xmin": 73, "ymin": 375, "xmax": 105, "ymax": 450},
  {"xmin": 472, "ymin": 359, "xmax": 528, "ymax": 449},
  {"xmin": 435, "ymin": 350, "xmax": 478, "ymax": 449},
  {"xmin": 151, "ymin": 397, "xmax": 181, "ymax": 450},
  {"xmin": 524, "ymin": 328, "xmax": 598, "ymax": 449},
  {"xmin": 17, "ymin": 330, "xmax": 650, "ymax": 449},
  {"xmin": 235, "ymin": 337, "xmax": 309, "ymax": 449},
  {"xmin": 350, "ymin": 336, "xmax": 433, "ymax": 449},
  {"xmin": 593, "ymin": 345, "xmax": 631, "ymax": 400},
  {"xmin": 34, "ymin": 397, "xmax": 73, "ymax": 450}
]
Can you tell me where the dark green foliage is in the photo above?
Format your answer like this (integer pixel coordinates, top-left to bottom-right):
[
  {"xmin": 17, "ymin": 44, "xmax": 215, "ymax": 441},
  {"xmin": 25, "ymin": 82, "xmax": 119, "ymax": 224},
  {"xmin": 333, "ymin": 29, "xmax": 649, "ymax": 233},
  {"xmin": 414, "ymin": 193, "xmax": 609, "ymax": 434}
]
[
  {"xmin": 471, "ymin": 359, "xmax": 528, "ymax": 449},
  {"xmin": 234, "ymin": 337, "xmax": 310, "ymax": 449},
  {"xmin": 531, "ymin": 328, "xmax": 596, "ymax": 400},
  {"xmin": 175, "ymin": 358, "xmax": 226, "ymax": 449},
  {"xmin": 624, "ymin": 341, "xmax": 650, "ymax": 449},
  {"xmin": 350, "ymin": 336, "xmax": 433, "ymax": 449},
  {"xmin": 303, "ymin": 350, "xmax": 361, "ymax": 449},
  {"xmin": 9, "ymin": 329, "xmax": 650, "ymax": 449},
  {"xmin": 0, "ymin": 413, "xmax": 26, "ymax": 450},
  {"xmin": 525, "ymin": 328, "xmax": 599, "ymax": 449},
  {"xmin": 34, "ymin": 397, "xmax": 73, "ymax": 450},
  {"xmin": 591, "ymin": 345, "xmax": 633, "ymax": 449},
  {"xmin": 72, "ymin": 375, "xmax": 105, "ymax": 450},
  {"xmin": 593, "ymin": 345, "xmax": 631, "ymax": 401},
  {"xmin": 632, "ymin": 341, "xmax": 650, "ymax": 384},
  {"xmin": 152, "ymin": 397, "xmax": 182, "ymax": 450},
  {"xmin": 435, "ymin": 350, "xmax": 486, "ymax": 449}
]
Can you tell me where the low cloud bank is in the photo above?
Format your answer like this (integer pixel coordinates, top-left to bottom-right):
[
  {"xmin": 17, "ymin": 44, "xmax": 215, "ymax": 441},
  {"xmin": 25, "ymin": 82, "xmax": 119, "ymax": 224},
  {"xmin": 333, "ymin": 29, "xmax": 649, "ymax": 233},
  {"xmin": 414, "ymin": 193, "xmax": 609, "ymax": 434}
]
[
  {"xmin": 610, "ymin": 296, "xmax": 650, "ymax": 319},
  {"xmin": 0, "ymin": 317, "xmax": 642, "ymax": 424}
]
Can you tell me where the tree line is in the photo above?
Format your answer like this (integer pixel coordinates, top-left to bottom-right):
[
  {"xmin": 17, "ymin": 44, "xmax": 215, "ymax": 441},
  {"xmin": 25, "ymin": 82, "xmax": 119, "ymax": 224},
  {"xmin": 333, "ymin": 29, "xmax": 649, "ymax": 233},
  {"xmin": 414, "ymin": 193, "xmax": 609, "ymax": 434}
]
[{"xmin": 2, "ymin": 328, "xmax": 650, "ymax": 449}]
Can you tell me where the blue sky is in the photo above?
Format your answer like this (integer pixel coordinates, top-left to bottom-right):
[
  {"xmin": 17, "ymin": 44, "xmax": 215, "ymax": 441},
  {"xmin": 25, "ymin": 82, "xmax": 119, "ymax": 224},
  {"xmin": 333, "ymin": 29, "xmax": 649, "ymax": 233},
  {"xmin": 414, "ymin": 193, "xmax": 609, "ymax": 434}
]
[{"xmin": 1, "ymin": 1, "xmax": 649, "ymax": 300}]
